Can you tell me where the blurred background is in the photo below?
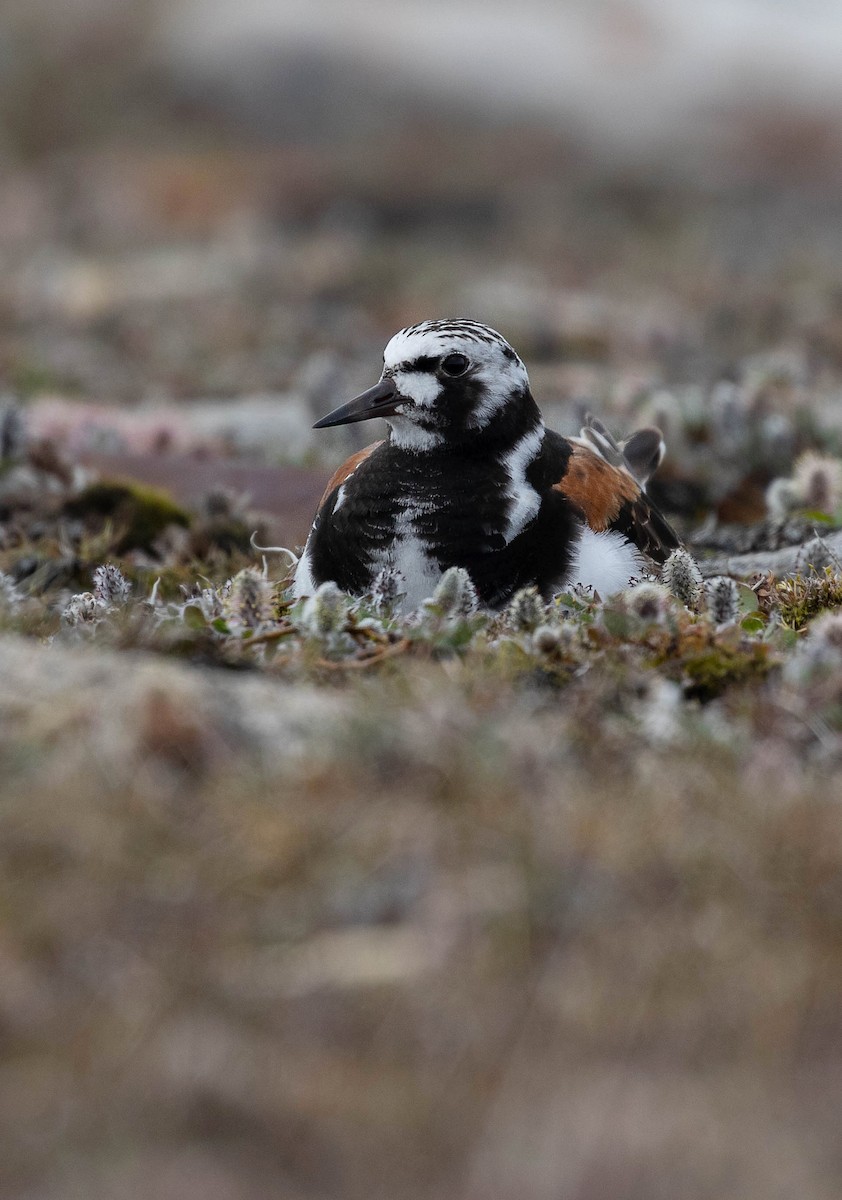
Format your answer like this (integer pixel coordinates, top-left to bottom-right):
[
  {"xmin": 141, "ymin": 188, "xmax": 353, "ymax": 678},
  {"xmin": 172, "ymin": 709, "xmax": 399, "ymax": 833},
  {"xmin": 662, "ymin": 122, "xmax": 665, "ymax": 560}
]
[
  {"xmin": 6, "ymin": 3, "xmax": 842, "ymax": 1199},
  {"xmin": 5, "ymin": 0, "xmax": 842, "ymax": 535}
]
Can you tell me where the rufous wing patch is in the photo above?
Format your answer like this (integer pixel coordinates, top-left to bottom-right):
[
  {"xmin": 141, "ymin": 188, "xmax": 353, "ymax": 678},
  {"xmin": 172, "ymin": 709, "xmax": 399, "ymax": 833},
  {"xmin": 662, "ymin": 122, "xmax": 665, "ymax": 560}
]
[
  {"xmin": 554, "ymin": 446, "xmax": 639, "ymax": 531},
  {"xmin": 319, "ymin": 441, "xmax": 384, "ymax": 509}
]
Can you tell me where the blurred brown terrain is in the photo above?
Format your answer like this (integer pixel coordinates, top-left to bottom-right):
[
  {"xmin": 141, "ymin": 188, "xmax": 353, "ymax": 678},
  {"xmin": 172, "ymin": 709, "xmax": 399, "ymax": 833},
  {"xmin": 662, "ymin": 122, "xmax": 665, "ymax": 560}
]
[{"xmin": 4, "ymin": 3, "xmax": 842, "ymax": 1199}]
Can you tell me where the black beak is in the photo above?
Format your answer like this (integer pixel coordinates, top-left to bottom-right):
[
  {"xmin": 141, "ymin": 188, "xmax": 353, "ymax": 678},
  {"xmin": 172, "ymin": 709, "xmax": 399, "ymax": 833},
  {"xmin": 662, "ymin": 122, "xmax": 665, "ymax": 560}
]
[{"xmin": 313, "ymin": 379, "xmax": 401, "ymax": 429}]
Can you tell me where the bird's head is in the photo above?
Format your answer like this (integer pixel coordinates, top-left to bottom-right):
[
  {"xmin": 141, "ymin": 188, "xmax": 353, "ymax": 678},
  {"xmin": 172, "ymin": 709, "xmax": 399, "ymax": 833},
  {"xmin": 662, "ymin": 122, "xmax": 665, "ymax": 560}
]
[{"xmin": 313, "ymin": 319, "xmax": 537, "ymax": 450}]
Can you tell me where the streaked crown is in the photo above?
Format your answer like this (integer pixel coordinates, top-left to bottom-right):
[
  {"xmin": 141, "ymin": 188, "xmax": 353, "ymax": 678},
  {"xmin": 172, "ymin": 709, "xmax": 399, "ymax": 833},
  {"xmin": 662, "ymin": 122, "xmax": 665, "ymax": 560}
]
[{"xmin": 381, "ymin": 319, "xmax": 533, "ymax": 446}]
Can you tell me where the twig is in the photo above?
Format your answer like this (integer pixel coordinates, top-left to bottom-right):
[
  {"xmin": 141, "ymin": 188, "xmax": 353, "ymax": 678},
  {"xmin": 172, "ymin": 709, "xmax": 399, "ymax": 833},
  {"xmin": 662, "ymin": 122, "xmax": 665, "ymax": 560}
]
[
  {"xmin": 244, "ymin": 625, "xmax": 296, "ymax": 647},
  {"xmin": 316, "ymin": 638, "xmax": 411, "ymax": 671}
]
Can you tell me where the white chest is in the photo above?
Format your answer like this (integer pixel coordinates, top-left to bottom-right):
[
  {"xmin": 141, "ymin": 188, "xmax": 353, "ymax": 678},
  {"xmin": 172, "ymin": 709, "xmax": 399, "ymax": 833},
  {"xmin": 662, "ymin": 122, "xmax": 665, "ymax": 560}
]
[
  {"xmin": 500, "ymin": 426, "xmax": 544, "ymax": 542},
  {"xmin": 377, "ymin": 510, "xmax": 442, "ymax": 611}
]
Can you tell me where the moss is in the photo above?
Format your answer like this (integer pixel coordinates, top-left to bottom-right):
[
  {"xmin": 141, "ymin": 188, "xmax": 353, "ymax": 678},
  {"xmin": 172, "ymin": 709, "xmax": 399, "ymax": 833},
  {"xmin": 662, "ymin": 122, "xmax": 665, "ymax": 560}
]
[
  {"xmin": 8, "ymin": 359, "xmax": 76, "ymax": 397},
  {"xmin": 649, "ymin": 620, "xmax": 775, "ymax": 702},
  {"xmin": 775, "ymin": 568, "xmax": 842, "ymax": 631},
  {"xmin": 680, "ymin": 642, "xmax": 773, "ymax": 702},
  {"xmin": 65, "ymin": 479, "xmax": 191, "ymax": 552}
]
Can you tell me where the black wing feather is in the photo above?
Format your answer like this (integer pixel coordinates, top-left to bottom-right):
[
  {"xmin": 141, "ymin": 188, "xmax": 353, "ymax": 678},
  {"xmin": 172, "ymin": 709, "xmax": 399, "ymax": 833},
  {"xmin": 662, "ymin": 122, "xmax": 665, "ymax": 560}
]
[{"xmin": 610, "ymin": 492, "xmax": 681, "ymax": 565}]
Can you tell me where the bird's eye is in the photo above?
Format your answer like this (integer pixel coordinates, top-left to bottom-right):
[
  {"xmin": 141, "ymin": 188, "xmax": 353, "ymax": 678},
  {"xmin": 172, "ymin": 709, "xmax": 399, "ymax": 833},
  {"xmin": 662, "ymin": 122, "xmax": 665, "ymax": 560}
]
[{"xmin": 440, "ymin": 352, "xmax": 470, "ymax": 377}]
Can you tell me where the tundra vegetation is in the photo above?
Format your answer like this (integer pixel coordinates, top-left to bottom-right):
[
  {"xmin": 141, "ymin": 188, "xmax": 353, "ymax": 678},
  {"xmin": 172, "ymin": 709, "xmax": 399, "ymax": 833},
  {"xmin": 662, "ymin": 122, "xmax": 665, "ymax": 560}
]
[
  {"xmin": 4, "ymin": 19, "xmax": 842, "ymax": 1194},
  {"xmin": 4, "ymin": 383, "xmax": 842, "ymax": 1200}
]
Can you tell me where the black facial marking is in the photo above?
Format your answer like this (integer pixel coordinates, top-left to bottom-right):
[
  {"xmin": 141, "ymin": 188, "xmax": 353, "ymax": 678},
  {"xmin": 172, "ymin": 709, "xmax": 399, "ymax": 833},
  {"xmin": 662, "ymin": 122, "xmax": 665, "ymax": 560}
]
[{"xmin": 404, "ymin": 355, "xmax": 439, "ymax": 373}]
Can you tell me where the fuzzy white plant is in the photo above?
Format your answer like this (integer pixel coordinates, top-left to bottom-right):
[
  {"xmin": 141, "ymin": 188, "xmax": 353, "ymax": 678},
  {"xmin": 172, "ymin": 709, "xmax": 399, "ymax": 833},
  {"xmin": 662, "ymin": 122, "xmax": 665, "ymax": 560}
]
[
  {"xmin": 506, "ymin": 586, "xmax": 545, "ymax": 632},
  {"xmin": 792, "ymin": 451, "xmax": 842, "ymax": 515},
  {"xmin": 765, "ymin": 476, "xmax": 803, "ymax": 520},
  {"xmin": 705, "ymin": 575, "xmax": 741, "ymax": 626},
  {"xmin": 223, "ymin": 567, "xmax": 273, "ymax": 631},
  {"xmin": 767, "ymin": 452, "xmax": 842, "ymax": 519},
  {"xmin": 61, "ymin": 591, "xmax": 108, "ymax": 627},
  {"xmin": 661, "ymin": 548, "xmax": 704, "ymax": 610},
  {"xmin": 532, "ymin": 624, "xmax": 561, "ymax": 654},
  {"xmin": 709, "ymin": 379, "xmax": 749, "ymax": 444},
  {"xmin": 531, "ymin": 621, "xmax": 578, "ymax": 657},
  {"xmin": 297, "ymin": 581, "xmax": 350, "ymax": 639},
  {"xmin": 92, "ymin": 563, "xmax": 131, "ymax": 606},
  {"xmin": 783, "ymin": 610, "xmax": 842, "ymax": 682},
  {"xmin": 810, "ymin": 610, "xmax": 842, "ymax": 649},
  {"xmin": 62, "ymin": 563, "xmax": 131, "ymax": 631},
  {"xmin": 623, "ymin": 581, "xmax": 671, "ymax": 626},
  {"xmin": 371, "ymin": 566, "xmax": 406, "ymax": 613},
  {"xmin": 428, "ymin": 567, "xmax": 478, "ymax": 618}
]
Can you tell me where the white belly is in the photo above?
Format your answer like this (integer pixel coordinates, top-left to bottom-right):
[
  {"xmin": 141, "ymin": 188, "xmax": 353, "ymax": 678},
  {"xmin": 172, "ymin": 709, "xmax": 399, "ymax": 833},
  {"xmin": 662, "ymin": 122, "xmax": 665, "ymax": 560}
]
[
  {"xmin": 566, "ymin": 526, "xmax": 645, "ymax": 597},
  {"xmin": 377, "ymin": 513, "xmax": 442, "ymax": 611},
  {"xmin": 292, "ymin": 523, "xmax": 442, "ymax": 611}
]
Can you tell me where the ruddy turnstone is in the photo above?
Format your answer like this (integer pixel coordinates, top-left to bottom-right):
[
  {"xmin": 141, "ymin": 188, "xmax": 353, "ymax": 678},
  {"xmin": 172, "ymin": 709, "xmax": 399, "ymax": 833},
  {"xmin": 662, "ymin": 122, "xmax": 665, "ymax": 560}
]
[{"xmin": 293, "ymin": 319, "xmax": 680, "ymax": 608}]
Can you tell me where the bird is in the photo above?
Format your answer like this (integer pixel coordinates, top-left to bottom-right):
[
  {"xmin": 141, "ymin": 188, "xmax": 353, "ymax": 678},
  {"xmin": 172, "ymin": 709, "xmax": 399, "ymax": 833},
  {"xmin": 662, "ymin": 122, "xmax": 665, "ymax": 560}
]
[{"xmin": 293, "ymin": 319, "xmax": 680, "ymax": 609}]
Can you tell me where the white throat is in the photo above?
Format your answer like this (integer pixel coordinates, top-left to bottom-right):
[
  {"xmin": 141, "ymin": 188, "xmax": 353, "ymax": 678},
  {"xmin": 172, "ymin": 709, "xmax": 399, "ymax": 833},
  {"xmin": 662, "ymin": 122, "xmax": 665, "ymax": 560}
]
[{"xmin": 387, "ymin": 416, "xmax": 445, "ymax": 452}]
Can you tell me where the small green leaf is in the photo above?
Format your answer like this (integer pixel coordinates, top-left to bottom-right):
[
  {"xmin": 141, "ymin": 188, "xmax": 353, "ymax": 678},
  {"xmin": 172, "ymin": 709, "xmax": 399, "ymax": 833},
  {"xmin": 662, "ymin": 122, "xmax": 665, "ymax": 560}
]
[
  {"xmin": 737, "ymin": 583, "xmax": 759, "ymax": 614},
  {"xmin": 740, "ymin": 615, "xmax": 765, "ymax": 634},
  {"xmin": 447, "ymin": 621, "xmax": 477, "ymax": 648},
  {"xmin": 772, "ymin": 625, "xmax": 800, "ymax": 649},
  {"xmin": 602, "ymin": 608, "xmax": 631, "ymax": 638},
  {"xmin": 182, "ymin": 604, "xmax": 207, "ymax": 630}
]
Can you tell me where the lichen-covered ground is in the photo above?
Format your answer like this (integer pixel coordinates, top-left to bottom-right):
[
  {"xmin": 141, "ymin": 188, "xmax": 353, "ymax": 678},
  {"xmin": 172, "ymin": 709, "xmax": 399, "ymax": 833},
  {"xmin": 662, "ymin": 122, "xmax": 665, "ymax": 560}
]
[{"xmin": 6, "ymin": 16, "xmax": 842, "ymax": 1193}]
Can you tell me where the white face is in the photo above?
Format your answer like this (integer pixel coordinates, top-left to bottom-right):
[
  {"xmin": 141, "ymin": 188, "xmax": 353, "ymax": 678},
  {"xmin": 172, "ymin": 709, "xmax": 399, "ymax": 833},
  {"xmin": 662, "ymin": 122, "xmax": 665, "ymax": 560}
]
[{"xmin": 380, "ymin": 320, "xmax": 531, "ymax": 444}]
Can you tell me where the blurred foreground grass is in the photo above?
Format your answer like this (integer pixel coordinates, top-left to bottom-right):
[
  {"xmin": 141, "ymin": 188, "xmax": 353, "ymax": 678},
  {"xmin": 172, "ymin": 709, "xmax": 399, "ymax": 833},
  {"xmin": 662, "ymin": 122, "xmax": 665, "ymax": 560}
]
[{"xmin": 1, "ymin": 559, "xmax": 842, "ymax": 1198}]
